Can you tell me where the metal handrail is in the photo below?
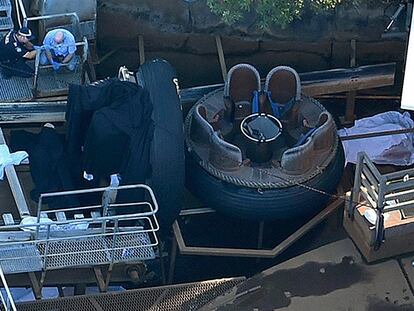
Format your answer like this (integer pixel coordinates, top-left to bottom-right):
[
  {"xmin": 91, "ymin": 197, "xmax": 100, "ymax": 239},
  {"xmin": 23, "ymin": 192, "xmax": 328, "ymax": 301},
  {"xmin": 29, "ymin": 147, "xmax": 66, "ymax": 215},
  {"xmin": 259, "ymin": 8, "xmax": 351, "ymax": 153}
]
[
  {"xmin": 32, "ymin": 39, "xmax": 89, "ymax": 95},
  {"xmin": 15, "ymin": 0, "xmax": 27, "ymax": 28},
  {"xmin": 347, "ymin": 152, "xmax": 414, "ymax": 249},
  {"xmin": 23, "ymin": 12, "xmax": 82, "ymax": 40},
  {"xmin": 0, "ymin": 266, "xmax": 16, "ymax": 311},
  {"xmin": 0, "ymin": 184, "xmax": 160, "ymax": 275}
]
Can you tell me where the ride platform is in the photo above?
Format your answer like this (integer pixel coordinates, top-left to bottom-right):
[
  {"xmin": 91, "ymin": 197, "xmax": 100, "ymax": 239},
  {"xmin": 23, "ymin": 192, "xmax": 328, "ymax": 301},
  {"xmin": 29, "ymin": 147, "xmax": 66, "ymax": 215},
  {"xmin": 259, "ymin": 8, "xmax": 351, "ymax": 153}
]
[{"xmin": 202, "ymin": 238, "xmax": 414, "ymax": 310}]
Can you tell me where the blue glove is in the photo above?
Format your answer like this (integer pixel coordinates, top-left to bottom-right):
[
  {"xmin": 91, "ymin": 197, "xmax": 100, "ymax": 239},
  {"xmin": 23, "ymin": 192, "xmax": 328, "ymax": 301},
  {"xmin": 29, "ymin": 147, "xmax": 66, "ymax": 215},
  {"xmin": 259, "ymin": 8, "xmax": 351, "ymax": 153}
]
[
  {"xmin": 51, "ymin": 61, "xmax": 61, "ymax": 71},
  {"xmin": 33, "ymin": 45, "xmax": 41, "ymax": 51}
]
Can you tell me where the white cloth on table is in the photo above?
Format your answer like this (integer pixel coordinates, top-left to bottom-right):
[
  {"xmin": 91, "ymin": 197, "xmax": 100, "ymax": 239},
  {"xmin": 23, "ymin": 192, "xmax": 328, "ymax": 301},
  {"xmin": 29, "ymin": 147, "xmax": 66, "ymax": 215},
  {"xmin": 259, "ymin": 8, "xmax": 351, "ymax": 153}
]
[
  {"xmin": 0, "ymin": 144, "xmax": 28, "ymax": 180},
  {"xmin": 338, "ymin": 111, "xmax": 414, "ymax": 166}
]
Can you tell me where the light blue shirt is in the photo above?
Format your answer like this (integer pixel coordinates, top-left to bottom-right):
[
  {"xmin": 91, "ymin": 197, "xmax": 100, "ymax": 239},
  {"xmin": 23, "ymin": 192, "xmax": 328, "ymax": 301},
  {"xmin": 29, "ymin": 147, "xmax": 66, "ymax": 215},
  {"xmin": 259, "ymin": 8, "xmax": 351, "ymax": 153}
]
[{"xmin": 43, "ymin": 29, "xmax": 76, "ymax": 57}]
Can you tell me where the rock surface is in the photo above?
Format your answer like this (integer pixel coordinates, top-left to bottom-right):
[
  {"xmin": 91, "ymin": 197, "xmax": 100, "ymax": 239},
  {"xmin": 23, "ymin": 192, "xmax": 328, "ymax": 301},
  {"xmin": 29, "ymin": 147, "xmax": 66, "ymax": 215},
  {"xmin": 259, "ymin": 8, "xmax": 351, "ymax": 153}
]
[{"xmin": 97, "ymin": 0, "xmax": 406, "ymax": 88}]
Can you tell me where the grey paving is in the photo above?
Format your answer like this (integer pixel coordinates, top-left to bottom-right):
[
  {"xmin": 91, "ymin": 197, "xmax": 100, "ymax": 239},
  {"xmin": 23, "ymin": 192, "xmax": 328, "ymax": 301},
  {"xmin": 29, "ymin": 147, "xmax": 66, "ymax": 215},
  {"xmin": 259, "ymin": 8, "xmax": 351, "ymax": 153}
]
[{"xmin": 204, "ymin": 239, "xmax": 414, "ymax": 311}]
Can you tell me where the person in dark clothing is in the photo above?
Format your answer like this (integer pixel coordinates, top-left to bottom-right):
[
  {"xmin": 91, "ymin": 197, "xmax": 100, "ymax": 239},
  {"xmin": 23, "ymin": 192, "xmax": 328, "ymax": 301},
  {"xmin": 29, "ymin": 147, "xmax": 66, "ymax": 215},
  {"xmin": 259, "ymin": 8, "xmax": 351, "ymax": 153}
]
[
  {"xmin": 66, "ymin": 79, "xmax": 154, "ymax": 212},
  {"xmin": 0, "ymin": 27, "xmax": 36, "ymax": 78},
  {"xmin": 66, "ymin": 79, "xmax": 154, "ymax": 192},
  {"xmin": 10, "ymin": 125, "xmax": 79, "ymax": 209}
]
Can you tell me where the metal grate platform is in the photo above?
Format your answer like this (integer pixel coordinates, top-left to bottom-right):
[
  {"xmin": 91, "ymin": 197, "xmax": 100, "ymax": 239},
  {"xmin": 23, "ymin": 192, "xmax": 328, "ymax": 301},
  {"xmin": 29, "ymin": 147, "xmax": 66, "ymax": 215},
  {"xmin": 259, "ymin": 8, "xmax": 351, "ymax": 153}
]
[
  {"xmin": 12, "ymin": 277, "xmax": 245, "ymax": 311},
  {"xmin": 0, "ymin": 62, "xmax": 83, "ymax": 102},
  {"xmin": 37, "ymin": 232, "xmax": 155, "ymax": 270},
  {"xmin": 0, "ymin": 0, "xmax": 12, "ymax": 33},
  {"xmin": 0, "ymin": 0, "xmax": 12, "ymax": 10},
  {"xmin": 36, "ymin": 67, "xmax": 83, "ymax": 95},
  {"xmin": 0, "ymin": 184, "xmax": 159, "ymax": 277},
  {"xmin": 0, "ymin": 74, "xmax": 33, "ymax": 102},
  {"xmin": 0, "ymin": 244, "xmax": 42, "ymax": 274}
]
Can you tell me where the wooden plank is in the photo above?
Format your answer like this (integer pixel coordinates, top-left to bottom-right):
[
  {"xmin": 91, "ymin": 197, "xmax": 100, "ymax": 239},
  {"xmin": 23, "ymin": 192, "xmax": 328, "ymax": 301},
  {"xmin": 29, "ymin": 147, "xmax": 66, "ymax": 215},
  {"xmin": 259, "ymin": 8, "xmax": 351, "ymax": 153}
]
[
  {"xmin": 93, "ymin": 267, "xmax": 107, "ymax": 293},
  {"xmin": 0, "ymin": 112, "xmax": 66, "ymax": 124},
  {"xmin": 362, "ymin": 156, "xmax": 383, "ymax": 181},
  {"xmin": 341, "ymin": 127, "xmax": 414, "ymax": 141},
  {"xmin": 28, "ymin": 272, "xmax": 42, "ymax": 300},
  {"xmin": 215, "ymin": 35, "xmax": 227, "ymax": 82},
  {"xmin": 0, "ymin": 231, "xmax": 32, "ymax": 242},
  {"xmin": 386, "ymin": 179, "xmax": 414, "ymax": 194},
  {"xmin": 138, "ymin": 35, "xmax": 145, "ymax": 66},
  {"xmin": 361, "ymin": 165, "xmax": 380, "ymax": 191},
  {"xmin": 179, "ymin": 62, "xmax": 396, "ymax": 104},
  {"xmin": 344, "ymin": 39, "xmax": 357, "ymax": 124},
  {"xmin": 384, "ymin": 168, "xmax": 414, "ymax": 181},
  {"xmin": 361, "ymin": 178, "xmax": 378, "ymax": 202},
  {"xmin": 0, "ymin": 63, "xmax": 396, "ymax": 124},
  {"xmin": 360, "ymin": 188, "xmax": 378, "ymax": 208},
  {"xmin": 0, "ymin": 128, "xmax": 30, "ymax": 217},
  {"xmin": 173, "ymin": 198, "xmax": 343, "ymax": 258},
  {"xmin": 385, "ymin": 187, "xmax": 414, "ymax": 201}
]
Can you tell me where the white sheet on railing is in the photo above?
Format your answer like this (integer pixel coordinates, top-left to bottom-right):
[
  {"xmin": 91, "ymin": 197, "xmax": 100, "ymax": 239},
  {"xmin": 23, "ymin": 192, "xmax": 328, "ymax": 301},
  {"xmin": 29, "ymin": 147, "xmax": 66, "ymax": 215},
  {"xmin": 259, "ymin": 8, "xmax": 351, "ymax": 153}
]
[
  {"xmin": 338, "ymin": 111, "xmax": 414, "ymax": 166},
  {"xmin": 0, "ymin": 145, "xmax": 28, "ymax": 180}
]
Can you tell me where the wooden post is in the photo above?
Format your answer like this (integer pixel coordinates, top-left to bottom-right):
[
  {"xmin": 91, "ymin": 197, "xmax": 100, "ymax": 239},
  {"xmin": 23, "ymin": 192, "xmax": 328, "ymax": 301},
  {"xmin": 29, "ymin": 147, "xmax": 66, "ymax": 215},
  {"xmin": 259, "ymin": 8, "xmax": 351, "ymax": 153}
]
[
  {"xmin": 28, "ymin": 272, "xmax": 42, "ymax": 300},
  {"xmin": 215, "ymin": 35, "xmax": 227, "ymax": 82},
  {"xmin": 0, "ymin": 128, "xmax": 30, "ymax": 218},
  {"xmin": 168, "ymin": 237, "xmax": 178, "ymax": 284},
  {"xmin": 138, "ymin": 35, "xmax": 145, "ymax": 66},
  {"xmin": 344, "ymin": 39, "xmax": 357, "ymax": 124}
]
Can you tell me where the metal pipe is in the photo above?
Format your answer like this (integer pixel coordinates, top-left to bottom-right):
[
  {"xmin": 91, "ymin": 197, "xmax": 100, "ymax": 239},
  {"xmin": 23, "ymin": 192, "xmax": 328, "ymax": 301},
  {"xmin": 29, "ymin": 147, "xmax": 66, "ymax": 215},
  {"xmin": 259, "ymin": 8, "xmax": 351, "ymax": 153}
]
[
  {"xmin": 340, "ymin": 127, "xmax": 414, "ymax": 141},
  {"xmin": 0, "ymin": 266, "xmax": 17, "ymax": 311}
]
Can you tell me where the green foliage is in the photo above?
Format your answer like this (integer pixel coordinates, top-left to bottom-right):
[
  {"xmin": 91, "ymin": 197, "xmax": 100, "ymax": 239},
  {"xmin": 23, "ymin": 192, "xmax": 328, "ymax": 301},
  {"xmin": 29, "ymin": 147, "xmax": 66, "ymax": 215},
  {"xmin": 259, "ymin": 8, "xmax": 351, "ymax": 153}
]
[
  {"xmin": 256, "ymin": 0, "xmax": 304, "ymax": 29},
  {"xmin": 206, "ymin": 0, "xmax": 253, "ymax": 25},
  {"xmin": 206, "ymin": 0, "xmax": 360, "ymax": 28}
]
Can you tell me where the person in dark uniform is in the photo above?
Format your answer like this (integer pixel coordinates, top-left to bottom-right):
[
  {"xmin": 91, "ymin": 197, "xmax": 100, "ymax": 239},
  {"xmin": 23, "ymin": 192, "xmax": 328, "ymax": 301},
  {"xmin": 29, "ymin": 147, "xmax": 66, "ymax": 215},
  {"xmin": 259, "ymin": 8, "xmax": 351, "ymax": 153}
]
[{"xmin": 0, "ymin": 27, "xmax": 36, "ymax": 79}]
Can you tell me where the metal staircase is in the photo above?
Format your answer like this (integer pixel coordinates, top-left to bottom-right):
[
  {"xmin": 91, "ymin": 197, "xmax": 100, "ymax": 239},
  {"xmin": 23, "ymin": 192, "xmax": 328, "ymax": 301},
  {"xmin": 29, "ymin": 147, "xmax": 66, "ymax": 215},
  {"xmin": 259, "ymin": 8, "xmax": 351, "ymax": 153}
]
[{"xmin": 0, "ymin": 0, "xmax": 13, "ymax": 37}]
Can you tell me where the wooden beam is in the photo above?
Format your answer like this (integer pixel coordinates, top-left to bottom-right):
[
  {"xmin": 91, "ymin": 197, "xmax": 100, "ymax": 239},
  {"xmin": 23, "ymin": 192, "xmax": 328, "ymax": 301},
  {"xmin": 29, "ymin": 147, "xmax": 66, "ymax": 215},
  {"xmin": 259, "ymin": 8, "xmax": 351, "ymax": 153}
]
[
  {"xmin": 138, "ymin": 35, "xmax": 145, "ymax": 66},
  {"xmin": 173, "ymin": 198, "xmax": 343, "ymax": 258},
  {"xmin": 215, "ymin": 35, "xmax": 227, "ymax": 82},
  {"xmin": 179, "ymin": 62, "xmax": 396, "ymax": 104},
  {"xmin": 0, "ymin": 63, "xmax": 396, "ymax": 124},
  {"xmin": 344, "ymin": 39, "xmax": 357, "ymax": 124},
  {"xmin": 0, "ymin": 128, "xmax": 30, "ymax": 217}
]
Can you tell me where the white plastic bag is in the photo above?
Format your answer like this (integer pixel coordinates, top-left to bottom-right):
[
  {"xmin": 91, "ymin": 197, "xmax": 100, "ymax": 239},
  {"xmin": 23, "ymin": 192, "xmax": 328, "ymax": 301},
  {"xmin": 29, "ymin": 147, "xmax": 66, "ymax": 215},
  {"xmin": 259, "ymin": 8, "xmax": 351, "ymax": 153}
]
[{"xmin": 338, "ymin": 111, "xmax": 414, "ymax": 165}]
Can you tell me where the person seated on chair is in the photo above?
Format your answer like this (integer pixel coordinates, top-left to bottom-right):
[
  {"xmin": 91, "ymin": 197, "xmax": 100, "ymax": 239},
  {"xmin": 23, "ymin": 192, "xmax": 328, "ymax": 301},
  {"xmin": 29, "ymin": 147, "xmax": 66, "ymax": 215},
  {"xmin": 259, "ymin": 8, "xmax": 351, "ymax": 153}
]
[
  {"xmin": 0, "ymin": 27, "xmax": 36, "ymax": 79},
  {"xmin": 40, "ymin": 28, "xmax": 77, "ymax": 71}
]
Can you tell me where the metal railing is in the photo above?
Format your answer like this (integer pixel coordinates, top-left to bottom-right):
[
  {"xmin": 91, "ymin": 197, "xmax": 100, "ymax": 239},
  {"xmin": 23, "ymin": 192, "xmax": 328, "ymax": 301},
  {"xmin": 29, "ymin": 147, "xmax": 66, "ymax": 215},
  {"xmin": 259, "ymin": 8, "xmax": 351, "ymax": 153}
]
[
  {"xmin": 0, "ymin": 185, "xmax": 159, "ymax": 310},
  {"xmin": 0, "ymin": 184, "xmax": 159, "ymax": 271},
  {"xmin": 0, "ymin": 184, "xmax": 159, "ymax": 309},
  {"xmin": 348, "ymin": 152, "xmax": 414, "ymax": 249},
  {"xmin": 32, "ymin": 37, "xmax": 89, "ymax": 96},
  {"xmin": 0, "ymin": 266, "xmax": 16, "ymax": 311},
  {"xmin": 22, "ymin": 12, "xmax": 88, "ymax": 96}
]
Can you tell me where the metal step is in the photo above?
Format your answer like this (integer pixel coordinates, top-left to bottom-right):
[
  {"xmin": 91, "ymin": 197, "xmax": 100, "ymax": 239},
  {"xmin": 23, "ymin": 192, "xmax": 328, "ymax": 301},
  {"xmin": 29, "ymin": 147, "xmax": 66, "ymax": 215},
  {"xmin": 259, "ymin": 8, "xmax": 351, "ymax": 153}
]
[
  {"xmin": 14, "ymin": 277, "xmax": 246, "ymax": 311},
  {"xmin": 0, "ymin": 16, "xmax": 13, "ymax": 32},
  {"xmin": 0, "ymin": 74, "xmax": 33, "ymax": 102},
  {"xmin": 0, "ymin": 244, "xmax": 43, "ymax": 274},
  {"xmin": 38, "ymin": 232, "xmax": 156, "ymax": 271},
  {"xmin": 0, "ymin": 0, "xmax": 12, "ymax": 12},
  {"xmin": 0, "ymin": 232, "xmax": 155, "ymax": 274}
]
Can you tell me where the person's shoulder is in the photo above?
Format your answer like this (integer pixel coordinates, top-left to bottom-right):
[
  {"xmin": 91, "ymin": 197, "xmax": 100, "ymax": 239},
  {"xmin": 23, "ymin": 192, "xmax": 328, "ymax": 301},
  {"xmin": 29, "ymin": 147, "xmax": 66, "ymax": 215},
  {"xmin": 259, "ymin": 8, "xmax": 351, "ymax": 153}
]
[
  {"xmin": 44, "ymin": 29, "xmax": 56, "ymax": 39},
  {"xmin": 4, "ymin": 30, "xmax": 16, "ymax": 44},
  {"xmin": 63, "ymin": 29, "xmax": 75, "ymax": 40}
]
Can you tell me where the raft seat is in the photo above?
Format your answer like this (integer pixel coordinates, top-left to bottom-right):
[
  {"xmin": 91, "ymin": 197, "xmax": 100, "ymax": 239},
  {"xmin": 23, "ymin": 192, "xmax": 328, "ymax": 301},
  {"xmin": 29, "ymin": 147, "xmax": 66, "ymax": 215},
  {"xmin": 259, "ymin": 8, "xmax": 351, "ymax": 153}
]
[
  {"xmin": 224, "ymin": 64, "xmax": 261, "ymax": 125},
  {"xmin": 311, "ymin": 111, "xmax": 335, "ymax": 153},
  {"xmin": 190, "ymin": 104, "xmax": 242, "ymax": 171},
  {"xmin": 209, "ymin": 132, "xmax": 242, "ymax": 171},
  {"xmin": 281, "ymin": 111, "xmax": 335, "ymax": 175},
  {"xmin": 281, "ymin": 136, "xmax": 315, "ymax": 175},
  {"xmin": 224, "ymin": 64, "xmax": 261, "ymax": 103},
  {"xmin": 264, "ymin": 66, "xmax": 301, "ymax": 120},
  {"xmin": 189, "ymin": 105, "xmax": 214, "ymax": 145}
]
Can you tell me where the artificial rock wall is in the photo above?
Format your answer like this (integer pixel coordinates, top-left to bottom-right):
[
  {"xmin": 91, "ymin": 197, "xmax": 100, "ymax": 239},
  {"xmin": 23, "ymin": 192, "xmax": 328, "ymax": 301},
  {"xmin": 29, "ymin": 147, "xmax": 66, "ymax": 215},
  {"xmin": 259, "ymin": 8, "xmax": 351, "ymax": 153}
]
[{"xmin": 97, "ymin": 0, "xmax": 406, "ymax": 87}]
